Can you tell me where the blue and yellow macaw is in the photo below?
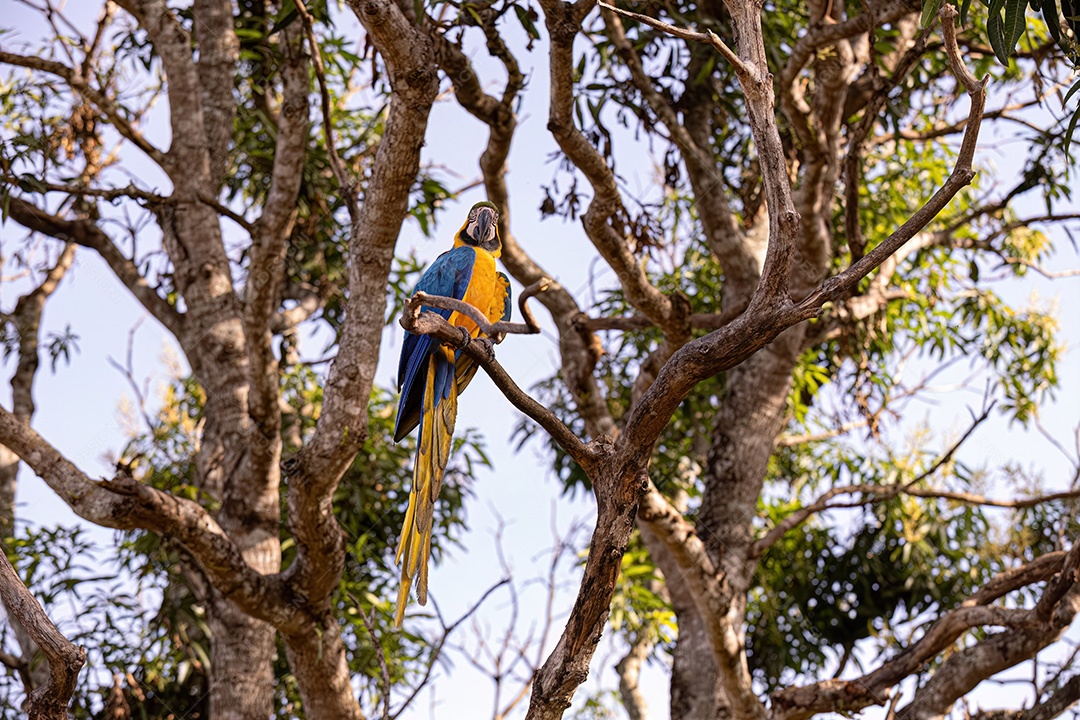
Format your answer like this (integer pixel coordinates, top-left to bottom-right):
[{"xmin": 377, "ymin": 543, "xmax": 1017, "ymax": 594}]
[{"xmin": 393, "ymin": 200, "xmax": 511, "ymax": 626}]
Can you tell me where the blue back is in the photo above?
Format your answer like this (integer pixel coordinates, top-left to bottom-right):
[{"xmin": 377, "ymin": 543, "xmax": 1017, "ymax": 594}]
[{"xmin": 394, "ymin": 247, "xmax": 477, "ymax": 441}]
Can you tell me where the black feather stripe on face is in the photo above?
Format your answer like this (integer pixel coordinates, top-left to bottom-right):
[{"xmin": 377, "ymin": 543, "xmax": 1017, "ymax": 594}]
[{"xmin": 462, "ymin": 202, "xmax": 500, "ymax": 253}]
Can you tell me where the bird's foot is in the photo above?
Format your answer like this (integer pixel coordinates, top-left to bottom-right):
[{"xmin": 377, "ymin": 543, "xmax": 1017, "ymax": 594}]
[
  {"xmin": 473, "ymin": 336, "xmax": 496, "ymax": 361},
  {"xmin": 456, "ymin": 326, "xmax": 472, "ymax": 349}
]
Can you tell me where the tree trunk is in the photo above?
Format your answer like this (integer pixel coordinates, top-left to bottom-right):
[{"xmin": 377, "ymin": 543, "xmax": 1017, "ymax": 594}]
[
  {"xmin": 207, "ymin": 598, "xmax": 277, "ymax": 720},
  {"xmin": 640, "ymin": 511, "xmax": 735, "ymax": 720},
  {"xmin": 284, "ymin": 617, "xmax": 366, "ymax": 720},
  {"xmin": 659, "ymin": 328, "xmax": 804, "ymax": 714}
]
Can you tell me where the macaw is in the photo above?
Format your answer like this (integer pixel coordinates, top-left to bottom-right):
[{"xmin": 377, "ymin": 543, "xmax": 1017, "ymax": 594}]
[{"xmin": 393, "ymin": 200, "xmax": 512, "ymax": 626}]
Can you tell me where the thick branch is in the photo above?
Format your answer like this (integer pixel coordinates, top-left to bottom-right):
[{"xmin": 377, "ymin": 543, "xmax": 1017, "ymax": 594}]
[
  {"xmin": 284, "ymin": 0, "xmax": 439, "ymax": 619},
  {"xmin": 637, "ymin": 483, "xmax": 765, "ymax": 715},
  {"xmin": 973, "ymin": 675, "xmax": 1080, "ymax": 720},
  {"xmin": 617, "ymin": 5, "xmax": 986, "ymax": 466},
  {"xmin": 192, "ymin": 0, "xmax": 239, "ymax": 186},
  {"xmin": 772, "ymin": 540, "xmax": 1080, "ymax": 720},
  {"xmin": 0, "ymin": 408, "xmax": 301, "ymax": 631},
  {"xmin": 246, "ymin": 23, "xmax": 309, "ymax": 433},
  {"xmin": 597, "ymin": 2, "xmax": 746, "ymax": 73},
  {"xmin": 540, "ymin": 0, "xmax": 677, "ymax": 334}
]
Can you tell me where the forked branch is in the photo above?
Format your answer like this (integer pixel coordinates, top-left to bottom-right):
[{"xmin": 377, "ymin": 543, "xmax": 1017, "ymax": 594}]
[{"xmin": 402, "ymin": 278, "xmax": 552, "ymax": 337}]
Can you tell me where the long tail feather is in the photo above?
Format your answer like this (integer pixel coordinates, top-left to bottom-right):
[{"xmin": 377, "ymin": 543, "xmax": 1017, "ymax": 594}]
[{"xmin": 395, "ymin": 349, "xmax": 459, "ymax": 626}]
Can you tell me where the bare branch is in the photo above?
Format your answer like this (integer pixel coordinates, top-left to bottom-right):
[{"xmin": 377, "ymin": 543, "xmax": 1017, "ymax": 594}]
[
  {"xmin": 637, "ymin": 482, "xmax": 765, "ymax": 718},
  {"xmin": 283, "ymin": 0, "xmax": 439, "ymax": 640},
  {"xmin": 791, "ymin": 5, "xmax": 987, "ymax": 318},
  {"xmin": 390, "ymin": 578, "xmax": 510, "ymax": 719},
  {"xmin": 0, "ymin": 51, "xmax": 167, "ymax": 165},
  {"xmin": 578, "ymin": 303, "xmax": 748, "ymax": 332},
  {"xmin": 597, "ymin": 2, "xmax": 746, "ymax": 74},
  {"xmin": 615, "ymin": 629, "xmax": 654, "ymax": 720},
  {"xmin": 0, "ymin": 552, "xmax": 85, "ymax": 720},
  {"xmin": 619, "ymin": 5, "xmax": 988, "ymax": 463},
  {"xmin": 0, "ymin": 407, "xmax": 300, "ymax": 631},
  {"xmin": 6, "ymin": 197, "xmax": 184, "ymax": 337},
  {"xmin": 973, "ymin": 675, "xmax": 1080, "ymax": 720},
  {"xmin": 245, "ymin": 23, "xmax": 309, "ymax": 434},
  {"xmin": 540, "ymin": 0, "xmax": 678, "ymax": 335},
  {"xmin": 772, "ymin": 540, "xmax": 1080, "ymax": 720}
]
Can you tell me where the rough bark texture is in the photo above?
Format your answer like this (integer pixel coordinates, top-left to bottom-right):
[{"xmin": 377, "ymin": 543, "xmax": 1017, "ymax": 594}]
[
  {"xmin": 0, "ymin": 551, "xmax": 85, "ymax": 719},
  {"xmin": 0, "ymin": 243, "xmax": 75, "ymax": 695},
  {"xmin": 1, "ymin": 1, "xmax": 1074, "ymax": 718}
]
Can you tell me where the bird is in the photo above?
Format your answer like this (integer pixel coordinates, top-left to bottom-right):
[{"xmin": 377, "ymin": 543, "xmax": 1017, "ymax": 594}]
[{"xmin": 393, "ymin": 200, "xmax": 511, "ymax": 626}]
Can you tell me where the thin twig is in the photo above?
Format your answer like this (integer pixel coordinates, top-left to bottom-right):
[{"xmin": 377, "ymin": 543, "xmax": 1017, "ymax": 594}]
[
  {"xmin": 391, "ymin": 578, "xmax": 510, "ymax": 720},
  {"xmin": 596, "ymin": 1, "xmax": 747, "ymax": 75},
  {"xmin": 294, "ymin": 0, "xmax": 358, "ymax": 219},
  {"xmin": 349, "ymin": 593, "xmax": 392, "ymax": 720}
]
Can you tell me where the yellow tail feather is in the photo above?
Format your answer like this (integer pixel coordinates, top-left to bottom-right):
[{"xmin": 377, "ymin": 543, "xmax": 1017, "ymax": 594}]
[{"xmin": 395, "ymin": 350, "xmax": 459, "ymax": 626}]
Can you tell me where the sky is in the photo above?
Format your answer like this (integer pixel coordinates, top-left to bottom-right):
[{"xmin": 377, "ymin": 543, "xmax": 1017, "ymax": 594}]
[{"xmin": 2, "ymin": 1, "xmax": 1080, "ymax": 719}]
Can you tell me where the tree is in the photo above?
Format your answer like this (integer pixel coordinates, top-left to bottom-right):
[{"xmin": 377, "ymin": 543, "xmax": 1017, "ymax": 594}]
[{"xmin": 1, "ymin": 0, "xmax": 1080, "ymax": 718}]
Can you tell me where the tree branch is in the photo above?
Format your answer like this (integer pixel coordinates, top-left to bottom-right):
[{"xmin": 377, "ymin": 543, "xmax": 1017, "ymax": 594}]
[
  {"xmin": 398, "ymin": 285, "xmax": 597, "ymax": 474},
  {"xmin": 0, "ymin": 552, "xmax": 85, "ymax": 720},
  {"xmin": 0, "ymin": 407, "xmax": 301, "ymax": 631},
  {"xmin": 403, "ymin": 278, "xmax": 551, "ymax": 337},
  {"xmin": 772, "ymin": 539, "xmax": 1080, "ymax": 720},
  {"xmin": 245, "ymin": 23, "xmax": 309, "ymax": 435},
  {"xmin": 6, "ymin": 197, "xmax": 184, "ymax": 337},
  {"xmin": 540, "ymin": 0, "xmax": 678, "ymax": 335},
  {"xmin": 0, "ymin": 50, "xmax": 167, "ymax": 166},
  {"xmin": 597, "ymin": 2, "xmax": 746, "ymax": 74},
  {"xmin": 972, "ymin": 675, "xmax": 1080, "ymax": 720},
  {"xmin": 618, "ymin": 4, "xmax": 987, "ymax": 465},
  {"xmin": 282, "ymin": 0, "xmax": 439, "ymax": 645}
]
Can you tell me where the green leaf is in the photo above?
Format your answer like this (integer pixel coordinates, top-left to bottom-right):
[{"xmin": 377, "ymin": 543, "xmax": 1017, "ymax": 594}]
[
  {"xmin": 960, "ymin": 0, "xmax": 973, "ymax": 25},
  {"xmin": 269, "ymin": 0, "xmax": 298, "ymax": 34},
  {"xmin": 921, "ymin": 0, "xmax": 943, "ymax": 28},
  {"xmin": 1044, "ymin": 0, "xmax": 1064, "ymax": 44},
  {"xmin": 1063, "ymin": 95, "xmax": 1080, "ymax": 162},
  {"xmin": 513, "ymin": 4, "xmax": 541, "ymax": 43},
  {"xmin": 1003, "ymin": 0, "xmax": 1026, "ymax": 52},
  {"xmin": 987, "ymin": 11, "xmax": 1010, "ymax": 64}
]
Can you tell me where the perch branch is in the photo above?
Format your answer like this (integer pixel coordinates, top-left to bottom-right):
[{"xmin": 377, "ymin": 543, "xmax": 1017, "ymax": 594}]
[
  {"xmin": 399, "ymin": 281, "xmax": 595, "ymax": 473},
  {"xmin": 405, "ymin": 278, "xmax": 551, "ymax": 337}
]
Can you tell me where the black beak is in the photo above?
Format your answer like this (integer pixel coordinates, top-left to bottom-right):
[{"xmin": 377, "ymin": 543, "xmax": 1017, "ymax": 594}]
[{"xmin": 477, "ymin": 207, "xmax": 496, "ymax": 243}]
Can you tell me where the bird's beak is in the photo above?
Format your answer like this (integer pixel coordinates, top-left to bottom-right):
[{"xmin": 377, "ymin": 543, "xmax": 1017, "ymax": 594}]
[{"xmin": 476, "ymin": 207, "xmax": 496, "ymax": 244}]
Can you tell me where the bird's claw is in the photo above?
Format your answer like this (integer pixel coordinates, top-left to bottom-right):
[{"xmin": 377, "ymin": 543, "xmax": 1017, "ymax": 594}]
[
  {"xmin": 456, "ymin": 326, "xmax": 472, "ymax": 348},
  {"xmin": 473, "ymin": 336, "xmax": 496, "ymax": 361}
]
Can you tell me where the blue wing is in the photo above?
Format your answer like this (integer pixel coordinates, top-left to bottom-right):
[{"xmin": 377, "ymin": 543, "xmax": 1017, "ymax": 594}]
[{"xmin": 394, "ymin": 247, "xmax": 477, "ymax": 442}]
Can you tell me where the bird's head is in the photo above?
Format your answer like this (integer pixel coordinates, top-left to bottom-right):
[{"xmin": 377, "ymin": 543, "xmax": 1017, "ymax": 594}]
[{"xmin": 455, "ymin": 201, "xmax": 501, "ymax": 257}]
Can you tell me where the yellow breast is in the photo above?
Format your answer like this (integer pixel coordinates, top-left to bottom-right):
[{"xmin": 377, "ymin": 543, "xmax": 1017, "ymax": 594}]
[{"xmin": 449, "ymin": 249, "xmax": 505, "ymax": 337}]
